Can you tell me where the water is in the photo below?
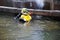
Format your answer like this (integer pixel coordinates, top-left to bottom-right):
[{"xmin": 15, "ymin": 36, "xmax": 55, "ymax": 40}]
[{"xmin": 0, "ymin": 12, "xmax": 60, "ymax": 40}]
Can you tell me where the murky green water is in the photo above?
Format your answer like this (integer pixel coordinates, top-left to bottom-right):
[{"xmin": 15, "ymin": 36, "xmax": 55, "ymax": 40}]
[{"xmin": 0, "ymin": 12, "xmax": 60, "ymax": 40}]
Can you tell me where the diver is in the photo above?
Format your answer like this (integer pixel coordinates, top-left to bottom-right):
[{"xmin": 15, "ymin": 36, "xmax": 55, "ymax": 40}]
[{"xmin": 19, "ymin": 8, "xmax": 32, "ymax": 24}]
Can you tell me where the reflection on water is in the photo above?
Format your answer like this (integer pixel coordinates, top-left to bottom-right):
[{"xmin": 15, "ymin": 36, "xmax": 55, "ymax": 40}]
[{"xmin": 0, "ymin": 12, "xmax": 60, "ymax": 40}]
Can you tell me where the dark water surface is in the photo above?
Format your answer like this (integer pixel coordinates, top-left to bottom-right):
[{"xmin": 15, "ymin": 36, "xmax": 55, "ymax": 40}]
[{"xmin": 0, "ymin": 12, "xmax": 60, "ymax": 40}]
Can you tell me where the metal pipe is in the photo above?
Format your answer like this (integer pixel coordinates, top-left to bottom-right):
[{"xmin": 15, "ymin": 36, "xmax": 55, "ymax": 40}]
[{"xmin": 0, "ymin": 6, "xmax": 60, "ymax": 12}]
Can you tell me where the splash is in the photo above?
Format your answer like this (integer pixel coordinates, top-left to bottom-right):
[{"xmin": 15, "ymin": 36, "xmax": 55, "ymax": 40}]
[{"xmin": 35, "ymin": 0, "xmax": 44, "ymax": 9}]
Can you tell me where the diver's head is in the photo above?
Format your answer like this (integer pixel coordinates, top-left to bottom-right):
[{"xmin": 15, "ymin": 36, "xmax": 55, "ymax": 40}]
[{"xmin": 21, "ymin": 8, "xmax": 28, "ymax": 13}]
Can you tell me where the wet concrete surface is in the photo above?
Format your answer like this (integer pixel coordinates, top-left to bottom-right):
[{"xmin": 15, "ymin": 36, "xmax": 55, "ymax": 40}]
[{"xmin": 0, "ymin": 12, "xmax": 60, "ymax": 40}]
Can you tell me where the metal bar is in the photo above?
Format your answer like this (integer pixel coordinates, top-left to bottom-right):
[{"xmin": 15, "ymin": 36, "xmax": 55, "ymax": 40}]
[{"xmin": 0, "ymin": 6, "xmax": 60, "ymax": 12}]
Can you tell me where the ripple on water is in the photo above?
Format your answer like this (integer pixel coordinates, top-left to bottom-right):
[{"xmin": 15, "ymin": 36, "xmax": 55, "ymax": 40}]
[{"xmin": 0, "ymin": 13, "xmax": 60, "ymax": 40}]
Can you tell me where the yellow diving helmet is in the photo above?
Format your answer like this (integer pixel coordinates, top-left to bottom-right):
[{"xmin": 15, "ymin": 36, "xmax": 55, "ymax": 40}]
[{"xmin": 21, "ymin": 8, "xmax": 28, "ymax": 14}]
